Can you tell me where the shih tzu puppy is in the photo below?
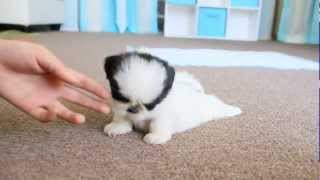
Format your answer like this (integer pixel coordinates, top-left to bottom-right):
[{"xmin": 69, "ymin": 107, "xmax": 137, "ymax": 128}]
[{"xmin": 103, "ymin": 52, "xmax": 241, "ymax": 144}]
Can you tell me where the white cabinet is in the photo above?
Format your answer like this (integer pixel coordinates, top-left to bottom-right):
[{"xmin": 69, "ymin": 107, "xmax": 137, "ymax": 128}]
[
  {"xmin": 0, "ymin": 0, "xmax": 64, "ymax": 26},
  {"xmin": 164, "ymin": 0, "xmax": 262, "ymax": 41}
]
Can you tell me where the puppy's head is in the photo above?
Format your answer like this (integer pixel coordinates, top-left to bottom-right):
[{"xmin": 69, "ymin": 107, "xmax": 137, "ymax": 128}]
[{"xmin": 104, "ymin": 52, "xmax": 175, "ymax": 114}]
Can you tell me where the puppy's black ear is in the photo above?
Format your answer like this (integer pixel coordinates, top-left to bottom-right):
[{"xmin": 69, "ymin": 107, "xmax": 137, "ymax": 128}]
[
  {"xmin": 144, "ymin": 63, "xmax": 175, "ymax": 111},
  {"xmin": 104, "ymin": 54, "xmax": 130, "ymax": 103},
  {"xmin": 165, "ymin": 65, "xmax": 175, "ymax": 88},
  {"xmin": 104, "ymin": 54, "xmax": 123, "ymax": 80}
]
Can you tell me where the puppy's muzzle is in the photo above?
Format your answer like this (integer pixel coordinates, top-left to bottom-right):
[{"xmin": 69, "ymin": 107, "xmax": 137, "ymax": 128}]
[{"xmin": 127, "ymin": 103, "xmax": 142, "ymax": 114}]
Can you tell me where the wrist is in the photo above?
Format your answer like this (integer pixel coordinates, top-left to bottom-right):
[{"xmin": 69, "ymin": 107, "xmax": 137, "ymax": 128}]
[
  {"xmin": 0, "ymin": 40, "xmax": 6, "ymax": 72},
  {"xmin": 0, "ymin": 39, "xmax": 9, "ymax": 62},
  {"xmin": 0, "ymin": 37, "xmax": 10, "ymax": 90},
  {"xmin": 0, "ymin": 38, "xmax": 9, "ymax": 47},
  {"xmin": 0, "ymin": 64, "xmax": 11, "ymax": 99},
  {"xmin": 0, "ymin": 67, "xmax": 6, "ymax": 98}
]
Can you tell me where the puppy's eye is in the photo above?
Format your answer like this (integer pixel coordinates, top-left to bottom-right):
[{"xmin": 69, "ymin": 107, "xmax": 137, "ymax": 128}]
[{"xmin": 127, "ymin": 106, "xmax": 139, "ymax": 114}]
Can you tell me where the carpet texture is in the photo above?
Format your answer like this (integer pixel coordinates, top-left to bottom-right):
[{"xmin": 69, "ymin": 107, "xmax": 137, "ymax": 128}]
[
  {"xmin": 0, "ymin": 30, "xmax": 36, "ymax": 40},
  {"xmin": 0, "ymin": 32, "xmax": 319, "ymax": 180}
]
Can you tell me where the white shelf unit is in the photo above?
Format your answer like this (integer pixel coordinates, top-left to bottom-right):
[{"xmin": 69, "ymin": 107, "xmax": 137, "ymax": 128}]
[
  {"xmin": 164, "ymin": 0, "xmax": 262, "ymax": 41},
  {"xmin": 0, "ymin": 0, "xmax": 64, "ymax": 26}
]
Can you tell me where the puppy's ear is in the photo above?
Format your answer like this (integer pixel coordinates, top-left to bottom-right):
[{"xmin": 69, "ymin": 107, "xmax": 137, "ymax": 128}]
[
  {"xmin": 162, "ymin": 64, "xmax": 175, "ymax": 99},
  {"xmin": 166, "ymin": 65, "xmax": 175, "ymax": 87},
  {"xmin": 144, "ymin": 63, "xmax": 175, "ymax": 111},
  {"xmin": 104, "ymin": 54, "xmax": 123, "ymax": 80},
  {"xmin": 104, "ymin": 54, "xmax": 130, "ymax": 103}
]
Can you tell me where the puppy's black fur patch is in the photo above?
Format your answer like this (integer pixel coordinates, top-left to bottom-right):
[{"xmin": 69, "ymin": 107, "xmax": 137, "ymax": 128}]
[
  {"xmin": 104, "ymin": 52, "xmax": 175, "ymax": 111},
  {"xmin": 104, "ymin": 54, "xmax": 130, "ymax": 103}
]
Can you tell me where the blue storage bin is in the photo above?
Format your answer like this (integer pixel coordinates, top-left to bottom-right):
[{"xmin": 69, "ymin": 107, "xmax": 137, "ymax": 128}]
[
  {"xmin": 62, "ymin": 0, "xmax": 79, "ymax": 31},
  {"xmin": 79, "ymin": 0, "xmax": 117, "ymax": 32},
  {"xmin": 231, "ymin": 0, "xmax": 259, "ymax": 7},
  {"xmin": 167, "ymin": 0, "xmax": 196, "ymax": 5},
  {"xmin": 197, "ymin": 7, "xmax": 227, "ymax": 37},
  {"xmin": 126, "ymin": 0, "xmax": 158, "ymax": 33}
]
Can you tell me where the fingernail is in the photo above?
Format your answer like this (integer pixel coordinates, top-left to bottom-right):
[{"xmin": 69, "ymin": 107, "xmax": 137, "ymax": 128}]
[
  {"xmin": 101, "ymin": 106, "xmax": 110, "ymax": 114},
  {"xmin": 77, "ymin": 115, "xmax": 86, "ymax": 124}
]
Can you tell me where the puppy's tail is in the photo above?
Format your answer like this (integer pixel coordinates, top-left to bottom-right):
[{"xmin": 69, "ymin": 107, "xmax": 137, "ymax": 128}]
[
  {"xmin": 206, "ymin": 95, "xmax": 242, "ymax": 119},
  {"xmin": 175, "ymin": 71, "xmax": 205, "ymax": 93}
]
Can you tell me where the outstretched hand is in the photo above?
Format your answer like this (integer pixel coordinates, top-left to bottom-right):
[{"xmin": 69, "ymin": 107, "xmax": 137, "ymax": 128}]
[{"xmin": 0, "ymin": 39, "xmax": 110, "ymax": 124}]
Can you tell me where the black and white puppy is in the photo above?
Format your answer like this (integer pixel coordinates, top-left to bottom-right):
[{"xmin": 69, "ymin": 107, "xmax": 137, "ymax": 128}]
[{"xmin": 104, "ymin": 52, "xmax": 241, "ymax": 144}]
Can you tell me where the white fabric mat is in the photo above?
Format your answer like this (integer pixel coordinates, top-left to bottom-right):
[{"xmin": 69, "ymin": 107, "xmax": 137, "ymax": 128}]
[{"xmin": 128, "ymin": 47, "xmax": 318, "ymax": 71}]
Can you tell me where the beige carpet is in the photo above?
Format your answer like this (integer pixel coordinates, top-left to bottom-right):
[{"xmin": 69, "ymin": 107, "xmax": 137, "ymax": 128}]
[
  {"xmin": 0, "ymin": 32, "xmax": 319, "ymax": 180},
  {"xmin": 0, "ymin": 30, "xmax": 36, "ymax": 40}
]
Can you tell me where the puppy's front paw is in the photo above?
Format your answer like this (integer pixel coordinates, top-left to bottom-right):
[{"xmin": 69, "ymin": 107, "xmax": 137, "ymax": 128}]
[
  {"xmin": 104, "ymin": 122, "xmax": 132, "ymax": 137},
  {"xmin": 143, "ymin": 132, "xmax": 171, "ymax": 145}
]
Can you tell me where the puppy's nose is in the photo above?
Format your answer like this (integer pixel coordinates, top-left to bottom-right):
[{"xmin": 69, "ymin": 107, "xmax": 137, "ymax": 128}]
[{"xmin": 127, "ymin": 105, "xmax": 140, "ymax": 114}]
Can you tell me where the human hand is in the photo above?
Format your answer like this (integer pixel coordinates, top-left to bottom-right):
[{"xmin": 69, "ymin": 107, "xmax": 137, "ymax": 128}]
[{"xmin": 0, "ymin": 39, "xmax": 110, "ymax": 124}]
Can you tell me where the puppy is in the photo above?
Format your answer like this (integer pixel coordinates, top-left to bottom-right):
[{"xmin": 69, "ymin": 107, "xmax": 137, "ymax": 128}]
[{"xmin": 103, "ymin": 52, "xmax": 241, "ymax": 144}]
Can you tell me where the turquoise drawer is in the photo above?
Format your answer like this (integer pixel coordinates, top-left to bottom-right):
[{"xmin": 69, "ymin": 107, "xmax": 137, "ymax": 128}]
[
  {"xmin": 231, "ymin": 0, "xmax": 259, "ymax": 7},
  {"xmin": 167, "ymin": 0, "xmax": 196, "ymax": 5},
  {"xmin": 197, "ymin": 7, "xmax": 227, "ymax": 37}
]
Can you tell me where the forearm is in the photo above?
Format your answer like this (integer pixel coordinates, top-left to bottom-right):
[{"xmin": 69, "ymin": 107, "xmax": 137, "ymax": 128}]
[
  {"xmin": 0, "ymin": 39, "xmax": 24, "ymax": 99},
  {"xmin": 0, "ymin": 39, "xmax": 9, "ymax": 97},
  {"xmin": 0, "ymin": 38, "xmax": 8, "ymax": 63},
  {"xmin": 0, "ymin": 39, "xmax": 16, "ymax": 79},
  {"xmin": 0, "ymin": 39, "xmax": 15, "ymax": 69},
  {"xmin": 0, "ymin": 60, "xmax": 13, "ymax": 99},
  {"xmin": 0, "ymin": 38, "xmax": 7, "ymax": 44}
]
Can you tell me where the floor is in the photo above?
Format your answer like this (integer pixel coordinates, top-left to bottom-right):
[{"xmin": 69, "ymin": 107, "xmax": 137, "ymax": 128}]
[{"xmin": 0, "ymin": 32, "xmax": 318, "ymax": 180}]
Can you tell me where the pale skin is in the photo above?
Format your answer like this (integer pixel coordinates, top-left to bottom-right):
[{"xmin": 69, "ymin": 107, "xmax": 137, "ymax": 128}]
[{"xmin": 0, "ymin": 39, "xmax": 110, "ymax": 124}]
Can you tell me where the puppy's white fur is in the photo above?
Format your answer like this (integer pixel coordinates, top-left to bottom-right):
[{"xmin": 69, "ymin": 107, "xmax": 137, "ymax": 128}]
[{"xmin": 104, "ymin": 55, "xmax": 241, "ymax": 144}]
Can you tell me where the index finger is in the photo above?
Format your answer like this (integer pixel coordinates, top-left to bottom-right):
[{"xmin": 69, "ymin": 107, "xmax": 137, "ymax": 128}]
[
  {"xmin": 67, "ymin": 68, "xmax": 109, "ymax": 100},
  {"xmin": 35, "ymin": 45, "xmax": 109, "ymax": 99}
]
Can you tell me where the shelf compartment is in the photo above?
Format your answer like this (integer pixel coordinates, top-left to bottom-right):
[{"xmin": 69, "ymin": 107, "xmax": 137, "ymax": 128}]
[
  {"xmin": 165, "ymin": 5, "xmax": 196, "ymax": 37},
  {"xmin": 226, "ymin": 9, "xmax": 259, "ymax": 40},
  {"xmin": 197, "ymin": 0, "xmax": 229, "ymax": 8},
  {"xmin": 197, "ymin": 7, "xmax": 227, "ymax": 37},
  {"xmin": 230, "ymin": 0, "xmax": 259, "ymax": 8},
  {"xmin": 167, "ymin": 0, "xmax": 197, "ymax": 6}
]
